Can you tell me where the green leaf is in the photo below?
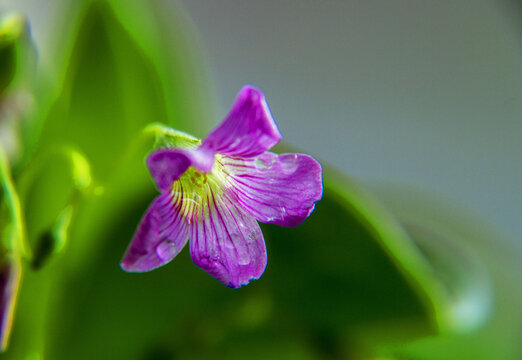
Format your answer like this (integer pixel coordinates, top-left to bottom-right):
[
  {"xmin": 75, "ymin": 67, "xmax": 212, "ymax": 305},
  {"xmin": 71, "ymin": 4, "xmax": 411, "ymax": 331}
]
[
  {"xmin": 366, "ymin": 184, "xmax": 521, "ymax": 360},
  {"xmin": 260, "ymin": 171, "xmax": 443, "ymax": 352},
  {"xmin": 5, "ymin": 0, "xmax": 213, "ymax": 358},
  {"xmin": 0, "ymin": 12, "xmax": 35, "ymax": 99},
  {"xmin": 0, "ymin": 12, "xmax": 36, "ymax": 167},
  {"xmin": 30, "ymin": 167, "xmax": 447, "ymax": 360},
  {"xmin": 16, "ymin": 147, "xmax": 92, "ymax": 269},
  {"xmin": 0, "ymin": 145, "xmax": 26, "ymax": 256},
  {"xmin": 0, "ymin": 145, "xmax": 25, "ymax": 352},
  {"xmin": 0, "ymin": 13, "xmax": 20, "ymax": 97}
]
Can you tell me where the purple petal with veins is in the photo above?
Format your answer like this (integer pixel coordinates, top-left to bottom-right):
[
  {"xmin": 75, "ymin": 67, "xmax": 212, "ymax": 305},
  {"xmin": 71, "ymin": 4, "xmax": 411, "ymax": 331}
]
[
  {"xmin": 201, "ymin": 85, "xmax": 282, "ymax": 158},
  {"xmin": 147, "ymin": 150, "xmax": 191, "ymax": 192},
  {"xmin": 222, "ymin": 152, "xmax": 323, "ymax": 226},
  {"xmin": 189, "ymin": 190, "xmax": 266, "ymax": 288},
  {"xmin": 121, "ymin": 193, "xmax": 189, "ymax": 272}
]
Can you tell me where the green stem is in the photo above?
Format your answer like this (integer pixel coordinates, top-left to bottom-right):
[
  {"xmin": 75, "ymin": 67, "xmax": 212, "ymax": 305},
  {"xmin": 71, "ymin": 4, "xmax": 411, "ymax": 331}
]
[{"xmin": 0, "ymin": 144, "xmax": 28, "ymax": 257}]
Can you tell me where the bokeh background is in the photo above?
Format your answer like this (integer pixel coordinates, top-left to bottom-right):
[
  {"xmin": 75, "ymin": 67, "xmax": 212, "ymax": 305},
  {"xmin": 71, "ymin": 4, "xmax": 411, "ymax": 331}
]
[
  {"xmin": 0, "ymin": 0, "xmax": 520, "ymax": 359},
  {"xmin": 179, "ymin": 0, "xmax": 522, "ymax": 247},
  {"xmin": 3, "ymin": 0, "xmax": 522, "ymax": 245}
]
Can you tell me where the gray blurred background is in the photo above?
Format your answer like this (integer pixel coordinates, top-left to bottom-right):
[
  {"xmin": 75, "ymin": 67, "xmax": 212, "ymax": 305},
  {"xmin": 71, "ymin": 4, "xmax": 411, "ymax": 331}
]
[
  {"xmin": 178, "ymin": 0, "xmax": 522, "ymax": 247},
  {"xmin": 2, "ymin": 0, "xmax": 521, "ymax": 246}
]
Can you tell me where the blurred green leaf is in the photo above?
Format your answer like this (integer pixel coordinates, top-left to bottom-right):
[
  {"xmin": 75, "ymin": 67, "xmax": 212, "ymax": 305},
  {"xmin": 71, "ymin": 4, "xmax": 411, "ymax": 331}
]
[
  {"xmin": 0, "ymin": 145, "xmax": 25, "ymax": 353},
  {"xmin": 6, "ymin": 0, "xmax": 213, "ymax": 357},
  {"xmin": 37, "ymin": 163, "xmax": 511, "ymax": 359},
  {"xmin": 23, "ymin": 168, "xmax": 448, "ymax": 360},
  {"xmin": 35, "ymin": 2, "xmax": 168, "ymax": 179},
  {"xmin": 366, "ymin": 185, "xmax": 521, "ymax": 360},
  {"xmin": 0, "ymin": 11, "xmax": 36, "ymax": 167},
  {"xmin": 0, "ymin": 145, "xmax": 26, "ymax": 256},
  {"xmin": 16, "ymin": 147, "xmax": 92, "ymax": 269},
  {"xmin": 0, "ymin": 13, "xmax": 21, "ymax": 97}
]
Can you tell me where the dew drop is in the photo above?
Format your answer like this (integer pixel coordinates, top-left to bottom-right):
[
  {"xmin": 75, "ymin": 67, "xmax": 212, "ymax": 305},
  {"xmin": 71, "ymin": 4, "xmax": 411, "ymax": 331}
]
[
  {"xmin": 280, "ymin": 154, "xmax": 299, "ymax": 174},
  {"xmin": 255, "ymin": 158, "xmax": 270, "ymax": 170},
  {"xmin": 155, "ymin": 239, "xmax": 177, "ymax": 261}
]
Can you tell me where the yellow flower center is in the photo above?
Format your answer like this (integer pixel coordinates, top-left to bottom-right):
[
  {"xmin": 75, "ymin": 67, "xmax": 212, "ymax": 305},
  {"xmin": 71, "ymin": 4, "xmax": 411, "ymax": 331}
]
[{"xmin": 170, "ymin": 155, "xmax": 230, "ymax": 225}]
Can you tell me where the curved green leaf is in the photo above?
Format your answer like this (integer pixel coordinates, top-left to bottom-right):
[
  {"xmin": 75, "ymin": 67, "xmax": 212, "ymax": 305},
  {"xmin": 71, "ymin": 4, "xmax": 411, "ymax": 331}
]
[
  {"xmin": 30, "ymin": 167, "xmax": 449, "ymax": 360},
  {"xmin": 367, "ymin": 184, "xmax": 521, "ymax": 360}
]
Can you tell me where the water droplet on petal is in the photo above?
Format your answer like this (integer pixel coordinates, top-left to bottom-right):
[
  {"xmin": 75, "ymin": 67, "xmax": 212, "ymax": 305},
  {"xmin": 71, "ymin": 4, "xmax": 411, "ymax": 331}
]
[
  {"xmin": 255, "ymin": 158, "xmax": 270, "ymax": 170},
  {"xmin": 280, "ymin": 154, "xmax": 299, "ymax": 174},
  {"xmin": 155, "ymin": 239, "xmax": 177, "ymax": 261}
]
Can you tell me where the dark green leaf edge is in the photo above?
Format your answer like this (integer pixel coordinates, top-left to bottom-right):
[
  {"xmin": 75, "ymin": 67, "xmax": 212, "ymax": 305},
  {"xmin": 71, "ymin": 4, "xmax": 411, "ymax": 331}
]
[{"xmin": 323, "ymin": 168, "xmax": 450, "ymax": 334}]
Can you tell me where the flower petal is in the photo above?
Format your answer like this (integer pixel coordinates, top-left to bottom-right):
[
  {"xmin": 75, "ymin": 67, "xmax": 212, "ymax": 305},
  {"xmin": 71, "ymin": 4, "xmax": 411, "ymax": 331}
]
[
  {"xmin": 147, "ymin": 149, "xmax": 191, "ymax": 192},
  {"xmin": 189, "ymin": 190, "xmax": 267, "ymax": 288},
  {"xmin": 201, "ymin": 85, "xmax": 282, "ymax": 158},
  {"xmin": 221, "ymin": 152, "xmax": 323, "ymax": 227},
  {"xmin": 121, "ymin": 193, "xmax": 189, "ymax": 272}
]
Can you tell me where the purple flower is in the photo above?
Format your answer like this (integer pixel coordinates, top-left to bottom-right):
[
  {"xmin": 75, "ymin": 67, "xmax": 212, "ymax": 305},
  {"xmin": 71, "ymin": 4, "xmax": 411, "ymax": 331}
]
[{"xmin": 121, "ymin": 85, "xmax": 323, "ymax": 288}]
